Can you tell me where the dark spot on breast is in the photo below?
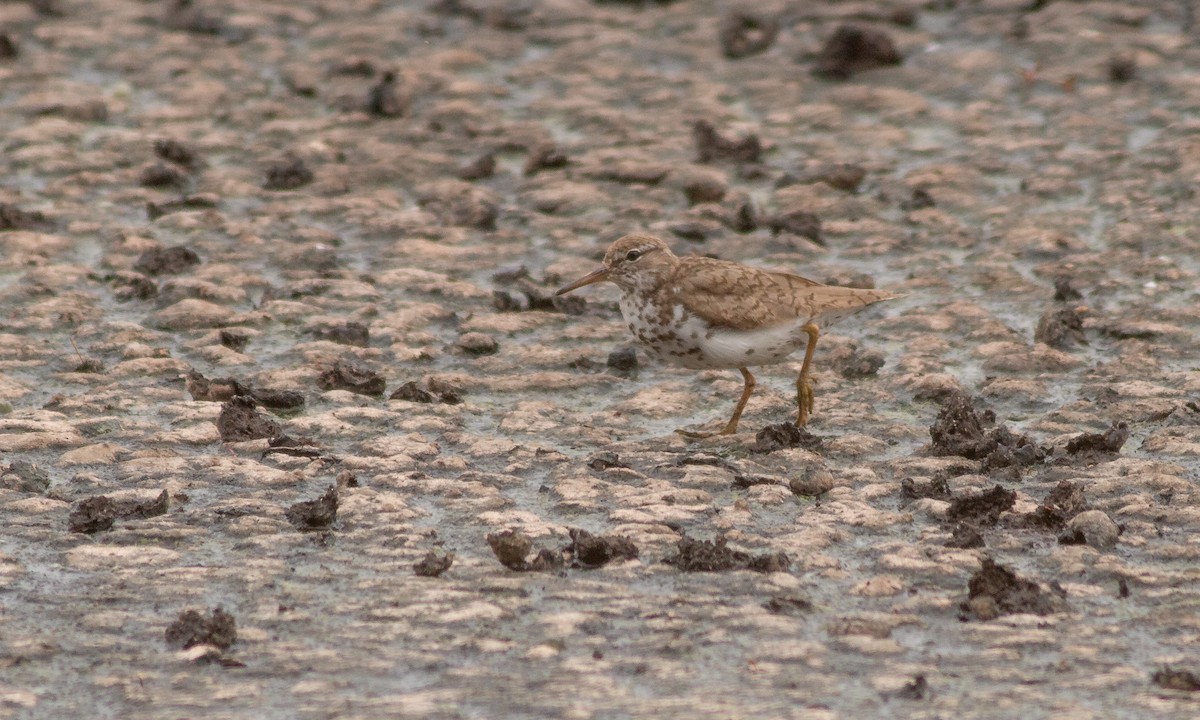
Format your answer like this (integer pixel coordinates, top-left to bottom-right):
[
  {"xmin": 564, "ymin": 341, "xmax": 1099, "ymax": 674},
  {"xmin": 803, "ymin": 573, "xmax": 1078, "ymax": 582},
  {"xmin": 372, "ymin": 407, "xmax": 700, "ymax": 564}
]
[
  {"xmin": 745, "ymin": 348, "xmax": 755, "ymax": 355},
  {"xmin": 705, "ymin": 330, "xmax": 715, "ymax": 340},
  {"xmin": 690, "ymin": 332, "xmax": 698, "ymax": 340}
]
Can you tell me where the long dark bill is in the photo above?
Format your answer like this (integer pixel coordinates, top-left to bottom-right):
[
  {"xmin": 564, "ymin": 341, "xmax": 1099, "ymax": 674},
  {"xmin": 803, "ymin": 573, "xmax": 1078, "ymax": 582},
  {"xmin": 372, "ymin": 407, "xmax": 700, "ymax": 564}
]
[{"xmin": 555, "ymin": 267, "xmax": 610, "ymax": 295}]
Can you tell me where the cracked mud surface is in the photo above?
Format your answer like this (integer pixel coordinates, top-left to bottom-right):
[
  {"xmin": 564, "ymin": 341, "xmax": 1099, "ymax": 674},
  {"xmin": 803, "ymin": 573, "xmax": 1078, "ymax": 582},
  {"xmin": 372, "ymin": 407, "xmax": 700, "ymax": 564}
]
[{"xmin": 2, "ymin": 1, "xmax": 1200, "ymax": 718}]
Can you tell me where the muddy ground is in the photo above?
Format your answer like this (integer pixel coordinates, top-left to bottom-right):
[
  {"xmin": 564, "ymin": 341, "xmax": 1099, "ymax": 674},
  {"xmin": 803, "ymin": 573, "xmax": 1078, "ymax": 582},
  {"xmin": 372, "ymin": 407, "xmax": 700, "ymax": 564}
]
[{"xmin": 2, "ymin": 0, "xmax": 1200, "ymax": 718}]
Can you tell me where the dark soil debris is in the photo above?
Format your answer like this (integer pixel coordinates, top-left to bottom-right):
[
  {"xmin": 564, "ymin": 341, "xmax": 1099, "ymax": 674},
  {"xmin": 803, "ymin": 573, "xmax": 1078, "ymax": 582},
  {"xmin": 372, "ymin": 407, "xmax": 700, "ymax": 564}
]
[
  {"xmin": 217, "ymin": 396, "xmax": 281, "ymax": 442},
  {"xmin": 1152, "ymin": 667, "xmax": 1200, "ymax": 692},
  {"xmin": 692, "ymin": 120, "xmax": 761, "ymax": 164},
  {"xmin": 945, "ymin": 523, "xmax": 985, "ymax": 549},
  {"xmin": 813, "ymin": 24, "xmax": 902, "ymax": 80},
  {"xmin": 1035, "ymin": 306, "xmax": 1087, "ymax": 349},
  {"xmin": 0, "ymin": 460, "xmax": 51, "ymax": 494},
  {"xmin": 164, "ymin": 607, "xmax": 237, "ymax": 650},
  {"xmin": 961, "ymin": 558, "xmax": 1066, "ymax": 620},
  {"xmin": 487, "ymin": 529, "xmax": 533, "ymax": 570},
  {"xmin": 762, "ymin": 596, "xmax": 813, "ymax": 615},
  {"xmin": 308, "ymin": 321, "xmax": 370, "ymax": 347},
  {"xmin": 768, "ymin": 209, "xmax": 822, "ymax": 244},
  {"xmin": 754, "ymin": 423, "xmax": 823, "ymax": 454},
  {"xmin": 263, "ymin": 153, "xmax": 314, "ymax": 190},
  {"xmin": 139, "ymin": 162, "xmax": 188, "ymax": 189},
  {"xmin": 524, "ymin": 143, "xmax": 569, "ymax": 176},
  {"xmin": 285, "ymin": 485, "xmax": 338, "ymax": 531},
  {"xmin": 1066, "ymin": 421, "xmax": 1130, "ymax": 457},
  {"xmin": 113, "ymin": 489, "xmax": 170, "ymax": 520},
  {"xmin": 367, "ymin": 71, "xmax": 405, "ymax": 117},
  {"xmin": 68, "ymin": 496, "xmax": 117, "ymax": 534},
  {"xmin": 664, "ymin": 534, "xmax": 789, "ymax": 573},
  {"xmin": 146, "ymin": 194, "xmax": 219, "ymax": 220},
  {"xmin": 606, "ymin": 347, "xmax": 639, "ymax": 376},
  {"xmin": 900, "ymin": 477, "xmax": 951, "ymax": 502},
  {"xmin": 718, "ymin": 9, "xmax": 779, "ymax": 60},
  {"xmin": 0, "ymin": 204, "xmax": 54, "ymax": 232},
  {"xmin": 566, "ymin": 528, "xmax": 639, "ymax": 569},
  {"xmin": 946, "ymin": 485, "xmax": 1016, "ymax": 525},
  {"xmin": 318, "ymin": 359, "xmax": 386, "ymax": 397},
  {"xmin": 134, "ymin": 246, "xmax": 201, "ymax": 276},
  {"xmin": 586, "ymin": 451, "xmax": 626, "ymax": 470},
  {"xmin": 154, "ymin": 138, "xmax": 204, "ymax": 171},
  {"xmin": 458, "ymin": 152, "xmax": 496, "ymax": 180},
  {"xmin": 413, "ymin": 549, "xmax": 455, "ymax": 577},
  {"xmin": 930, "ymin": 392, "xmax": 1044, "ymax": 472}
]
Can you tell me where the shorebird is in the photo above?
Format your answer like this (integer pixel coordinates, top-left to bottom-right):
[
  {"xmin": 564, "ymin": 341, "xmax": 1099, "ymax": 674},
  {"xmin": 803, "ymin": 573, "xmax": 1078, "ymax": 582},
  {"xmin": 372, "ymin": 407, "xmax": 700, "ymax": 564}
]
[{"xmin": 556, "ymin": 233, "xmax": 900, "ymax": 437}]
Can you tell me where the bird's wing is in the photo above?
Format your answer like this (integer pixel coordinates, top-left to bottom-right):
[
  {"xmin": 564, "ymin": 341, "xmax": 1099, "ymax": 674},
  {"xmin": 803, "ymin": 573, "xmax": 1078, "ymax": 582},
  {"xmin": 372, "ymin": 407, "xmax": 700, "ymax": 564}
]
[{"xmin": 671, "ymin": 256, "xmax": 900, "ymax": 331}]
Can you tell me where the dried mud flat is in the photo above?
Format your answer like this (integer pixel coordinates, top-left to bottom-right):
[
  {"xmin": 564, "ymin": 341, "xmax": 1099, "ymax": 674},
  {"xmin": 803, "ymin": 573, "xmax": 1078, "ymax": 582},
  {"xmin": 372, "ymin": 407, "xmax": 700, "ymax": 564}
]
[{"xmin": 2, "ymin": 0, "xmax": 1200, "ymax": 718}]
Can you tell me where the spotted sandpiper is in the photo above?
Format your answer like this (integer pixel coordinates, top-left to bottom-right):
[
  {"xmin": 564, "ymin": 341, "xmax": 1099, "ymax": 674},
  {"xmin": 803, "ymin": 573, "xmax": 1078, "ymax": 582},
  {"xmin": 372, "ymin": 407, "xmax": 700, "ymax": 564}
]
[{"xmin": 556, "ymin": 233, "xmax": 901, "ymax": 437}]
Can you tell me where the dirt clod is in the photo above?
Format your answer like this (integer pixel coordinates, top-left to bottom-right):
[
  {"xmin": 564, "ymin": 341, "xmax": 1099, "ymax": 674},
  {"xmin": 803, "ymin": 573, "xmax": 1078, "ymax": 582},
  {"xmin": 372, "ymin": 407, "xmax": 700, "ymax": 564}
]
[
  {"xmin": 1, "ymin": 460, "xmax": 51, "ymax": 494},
  {"xmin": 718, "ymin": 10, "xmax": 779, "ymax": 59},
  {"xmin": 134, "ymin": 246, "xmax": 202, "ymax": 276},
  {"xmin": 458, "ymin": 152, "xmax": 496, "ymax": 180},
  {"xmin": 762, "ymin": 596, "xmax": 813, "ymax": 615},
  {"xmin": 768, "ymin": 209, "xmax": 822, "ymax": 244},
  {"xmin": 1035, "ymin": 306, "xmax": 1086, "ymax": 348},
  {"xmin": 1152, "ymin": 667, "xmax": 1200, "ymax": 692},
  {"xmin": 263, "ymin": 153, "xmax": 314, "ymax": 190},
  {"xmin": 309, "ymin": 321, "xmax": 370, "ymax": 347},
  {"xmin": 813, "ymin": 25, "xmax": 902, "ymax": 79},
  {"xmin": 69, "ymin": 496, "xmax": 117, "ymax": 534},
  {"xmin": 1066, "ymin": 421, "xmax": 1130, "ymax": 457},
  {"xmin": 154, "ymin": 139, "xmax": 204, "ymax": 171},
  {"xmin": 217, "ymin": 396, "xmax": 281, "ymax": 442},
  {"xmin": 367, "ymin": 71, "xmax": 405, "ymax": 117},
  {"xmin": 139, "ymin": 162, "xmax": 188, "ymax": 189},
  {"xmin": 165, "ymin": 607, "xmax": 237, "ymax": 650},
  {"xmin": 606, "ymin": 346, "xmax": 639, "ymax": 376},
  {"xmin": 286, "ymin": 485, "xmax": 338, "ymax": 531},
  {"xmin": 318, "ymin": 359, "xmax": 386, "ymax": 397},
  {"xmin": 665, "ymin": 534, "xmax": 789, "ymax": 573},
  {"xmin": 113, "ymin": 489, "xmax": 170, "ymax": 520},
  {"xmin": 945, "ymin": 523, "xmax": 985, "ymax": 549},
  {"xmin": 457, "ymin": 332, "xmax": 499, "ymax": 356},
  {"xmin": 961, "ymin": 558, "xmax": 1066, "ymax": 620},
  {"xmin": 487, "ymin": 529, "xmax": 535, "ymax": 570},
  {"xmin": 692, "ymin": 120, "xmax": 762, "ymax": 164},
  {"xmin": 947, "ymin": 485, "xmax": 1016, "ymax": 525},
  {"xmin": 566, "ymin": 528, "xmax": 639, "ymax": 569},
  {"xmin": 789, "ymin": 464, "xmax": 834, "ymax": 496},
  {"xmin": 0, "ymin": 204, "xmax": 54, "ymax": 231},
  {"xmin": 754, "ymin": 423, "xmax": 823, "ymax": 454},
  {"xmin": 524, "ymin": 143, "xmax": 569, "ymax": 176},
  {"xmin": 586, "ymin": 451, "xmax": 626, "ymax": 470},
  {"xmin": 1108, "ymin": 54, "xmax": 1137, "ymax": 83},
  {"xmin": 413, "ymin": 549, "xmax": 455, "ymax": 577},
  {"xmin": 900, "ymin": 477, "xmax": 952, "ymax": 502}
]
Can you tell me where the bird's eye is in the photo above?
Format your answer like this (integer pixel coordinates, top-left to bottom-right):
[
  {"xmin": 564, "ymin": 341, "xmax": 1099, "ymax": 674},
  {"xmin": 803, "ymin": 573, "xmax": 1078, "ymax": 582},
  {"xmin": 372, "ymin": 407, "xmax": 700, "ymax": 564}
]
[{"xmin": 625, "ymin": 249, "xmax": 642, "ymax": 262}]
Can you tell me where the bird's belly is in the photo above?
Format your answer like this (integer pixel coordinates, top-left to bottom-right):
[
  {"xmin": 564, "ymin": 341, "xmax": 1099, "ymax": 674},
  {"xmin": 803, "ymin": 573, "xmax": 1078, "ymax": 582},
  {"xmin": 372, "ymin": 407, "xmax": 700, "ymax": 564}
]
[{"xmin": 619, "ymin": 295, "xmax": 808, "ymax": 369}]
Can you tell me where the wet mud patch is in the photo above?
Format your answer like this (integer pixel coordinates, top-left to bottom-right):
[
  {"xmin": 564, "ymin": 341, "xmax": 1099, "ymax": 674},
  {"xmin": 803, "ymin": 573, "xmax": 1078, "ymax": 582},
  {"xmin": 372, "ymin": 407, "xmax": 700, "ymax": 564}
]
[
  {"xmin": 1064, "ymin": 421, "xmax": 1130, "ymax": 460},
  {"xmin": 664, "ymin": 534, "xmax": 789, "ymax": 573},
  {"xmin": 165, "ymin": 607, "xmax": 238, "ymax": 651},
  {"xmin": 929, "ymin": 392, "xmax": 1044, "ymax": 473},
  {"xmin": 946, "ymin": 485, "xmax": 1016, "ymax": 526},
  {"xmin": 413, "ymin": 548, "xmax": 455, "ymax": 577},
  {"xmin": 565, "ymin": 528, "xmax": 639, "ymax": 569},
  {"xmin": 217, "ymin": 396, "xmax": 282, "ymax": 442},
  {"xmin": 318, "ymin": 358, "xmax": 387, "ymax": 397},
  {"xmin": 286, "ymin": 486, "xmax": 338, "ymax": 531},
  {"xmin": 960, "ymin": 558, "xmax": 1067, "ymax": 621},
  {"xmin": 754, "ymin": 423, "xmax": 823, "ymax": 454}
]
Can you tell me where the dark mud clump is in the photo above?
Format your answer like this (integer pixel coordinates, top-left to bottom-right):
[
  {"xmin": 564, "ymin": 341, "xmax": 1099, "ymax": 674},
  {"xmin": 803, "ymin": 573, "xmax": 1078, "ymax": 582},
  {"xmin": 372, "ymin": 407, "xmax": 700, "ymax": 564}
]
[
  {"xmin": 1019, "ymin": 480, "xmax": 1088, "ymax": 531},
  {"xmin": 945, "ymin": 523, "xmax": 985, "ymax": 549},
  {"xmin": 762, "ymin": 596, "xmax": 814, "ymax": 615},
  {"xmin": 606, "ymin": 346, "xmax": 638, "ymax": 376},
  {"xmin": 139, "ymin": 162, "xmax": 187, "ymax": 189},
  {"xmin": 0, "ymin": 33, "xmax": 17, "ymax": 60},
  {"xmin": 929, "ymin": 392, "xmax": 1044, "ymax": 472},
  {"xmin": 1152, "ymin": 667, "xmax": 1200, "ymax": 692},
  {"xmin": 754, "ymin": 423, "xmax": 823, "ymax": 454},
  {"xmin": 249, "ymin": 387, "xmax": 306, "ymax": 411},
  {"xmin": 367, "ymin": 71, "xmax": 405, "ymax": 117},
  {"xmin": 389, "ymin": 380, "xmax": 460, "ymax": 405},
  {"xmin": 1108, "ymin": 54, "xmax": 1138, "ymax": 83},
  {"xmin": 494, "ymin": 277, "xmax": 586, "ymax": 315},
  {"xmin": 1, "ymin": 460, "xmax": 51, "ymax": 494},
  {"xmin": 0, "ymin": 204, "xmax": 55, "ymax": 232},
  {"xmin": 900, "ymin": 476, "xmax": 952, "ymax": 502},
  {"xmin": 165, "ymin": 607, "xmax": 238, "ymax": 650},
  {"xmin": 838, "ymin": 346, "xmax": 886, "ymax": 379},
  {"xmin": 664, "ymin": 534, "xmax": 789, "ymax": 573},
  {"xmin": 286, "ymin": 485, "xmax": 338, "ymax": 531},
  {"xmin": 113, "ymin": 489, "xmax": 170, "ymax": 520},
  {"xmin": 318, "ymin": 358, "xmax": 386, "ymax": 397},
  {"xmin": 1065, "ymin": 421, "xmax": 1130, "ymax": 458},
  {"xmin": 768, "ymin": 209, "xmax": 822, "ymax": 244},
  {"xmin": 262, "ymin": 434, "xmax": 327, "ymax": 461},
  {"xmin": 692, "ymin": 120, "xmax": 761, "ymax": 164},
  {"xmin": 1035, "ymin": 305, "xmax": 1087, "ymax": 349},
  {"xmin": 585, "ymin": 451, "xmax": 627, "ymax": 470},
  {"xmin": 524, "ymin": 142, "xmax": 569, "ymax": 176},
  {"xmin": 486, "ymin": 529, "xmax": 564, "ymax": 572},
  {"xmin": 960, "ymin": 558, "xmax": 1066, "ymax": 621},
  {"xmin": 69, "ymin": 496, "xmax": 117, "ymax": 534},
  {"xmin": 154, "ymin": 138, "xmax": 204, "ymax": 171},
  {"xmin": 217, "ymin": 396, "xmax": 281, "ymax": 442},
  {"xmin": 110, "ymin": 271, "xmax": 159, "ymax": 301},
  {"xmin": 187, "ymin": 370, "xmax": 245, "ymax": 402},
  {"xmin": 781, "ymin": 163, "xmax": 867, "ymax": 193},
  {"xmin": 458, "ymin": 152, "xmax": 495, "ymax": 180},
  {"xmin": 565, "ymin": 528, "xmax": 639, "ymax": 569},
  {"xmin": 887, "ymin": 675, "xmax": 929, "ymax": 701},
  {"xmin": 308, "ymin": 321, "xmax": 370, "ymax": 347},
  {"xmin": 413, "ymin": 548, "xmax": 455, "ymax": 577},
  {"xmin": 263, "ymin": 153, "xmax": 314, "ymax": 190},
  {"xmin": 487, "ymin": 529, "xmax": 533, "ymax": 570},
  {"xmin": 718, "ymin": 9, "xmax": 778, "ymax": 59},
  {"xmin": 146, "ymin": 194, "xmax": 218, "ymax": 220},
  {"xmin": 946, "ymin": 485, "xmax": 1016, "ymax": 525},
  {"xmin": 812, "ymin": 25, "xmax": 902, "ymax": 79}
]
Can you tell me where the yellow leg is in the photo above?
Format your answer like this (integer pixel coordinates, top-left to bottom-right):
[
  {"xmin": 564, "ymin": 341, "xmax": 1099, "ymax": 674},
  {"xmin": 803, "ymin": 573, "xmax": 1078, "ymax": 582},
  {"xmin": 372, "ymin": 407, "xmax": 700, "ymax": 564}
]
[
  {"xmin": 795, "ymin": 323, "xmax": 820, "ymax": 427},
  {"xmin": 677, "ymin": 367, "xmax": 755, "ymax": 439}
]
